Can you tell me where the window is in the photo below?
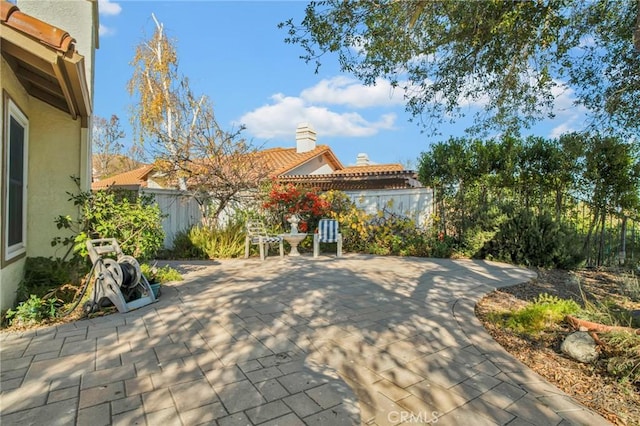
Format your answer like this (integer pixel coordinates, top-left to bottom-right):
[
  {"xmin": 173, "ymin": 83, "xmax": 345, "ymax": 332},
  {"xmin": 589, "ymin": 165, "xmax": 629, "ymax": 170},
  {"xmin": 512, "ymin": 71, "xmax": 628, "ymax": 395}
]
[{"xmin": 3, "ymin": 97, "xmax": 28, "ymax": 261}]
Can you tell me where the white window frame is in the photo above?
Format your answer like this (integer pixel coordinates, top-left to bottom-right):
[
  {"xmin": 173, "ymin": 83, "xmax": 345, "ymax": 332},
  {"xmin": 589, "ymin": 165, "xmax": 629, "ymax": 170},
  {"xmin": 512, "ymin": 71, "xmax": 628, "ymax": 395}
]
[{"xmin": 3, "ymin": 97, "xmax": 29, "ymax": 262}]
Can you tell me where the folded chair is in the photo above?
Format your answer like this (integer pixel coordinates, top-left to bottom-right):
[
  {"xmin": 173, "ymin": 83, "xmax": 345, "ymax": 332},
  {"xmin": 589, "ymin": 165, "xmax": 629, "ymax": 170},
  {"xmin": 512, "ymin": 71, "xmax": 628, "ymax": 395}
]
[
  {"xmin": 244, "ymin": 220, "xmax": 284, "ymax": 261},
  {"xmin": 313, "ymin": 219, "xmax": 342, "ymax": 258}
]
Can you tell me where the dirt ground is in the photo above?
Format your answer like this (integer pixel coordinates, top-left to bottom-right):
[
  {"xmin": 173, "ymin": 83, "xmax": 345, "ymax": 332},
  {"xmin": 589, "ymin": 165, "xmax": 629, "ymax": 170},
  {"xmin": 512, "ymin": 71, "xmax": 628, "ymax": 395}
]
[{"xmin": 476, "ymin": 268, "xmax": 640, "ymax": 426}]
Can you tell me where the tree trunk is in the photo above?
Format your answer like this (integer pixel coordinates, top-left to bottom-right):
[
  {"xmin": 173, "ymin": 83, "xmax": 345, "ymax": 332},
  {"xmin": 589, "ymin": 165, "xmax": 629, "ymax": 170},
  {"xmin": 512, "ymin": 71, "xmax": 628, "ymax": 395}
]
[
  {"xmin": 597, "ymin": 210, "xmax": 607, "ymax": 267},
  {"xmin": 555, "ymin": 188, "xmax": 563, "ymax": 223},
  {"xmin": 583, "ymin": 206, "xmax": 600, "ymax": 266},
  {"xmin": 619, "ymin": 215, "xmax": 627, "ymax": 265}
]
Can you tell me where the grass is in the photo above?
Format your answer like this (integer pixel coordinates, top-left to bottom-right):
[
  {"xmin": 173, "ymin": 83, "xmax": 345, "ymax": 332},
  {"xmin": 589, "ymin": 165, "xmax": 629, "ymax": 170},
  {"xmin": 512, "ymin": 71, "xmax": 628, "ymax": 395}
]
[
  {"xmin": 600, "ymin": 331, "xmax": 640, "ymax": 385},
  {"xmin": 497, "ymin": 293, "xmax": 581, "ymax": 334}
]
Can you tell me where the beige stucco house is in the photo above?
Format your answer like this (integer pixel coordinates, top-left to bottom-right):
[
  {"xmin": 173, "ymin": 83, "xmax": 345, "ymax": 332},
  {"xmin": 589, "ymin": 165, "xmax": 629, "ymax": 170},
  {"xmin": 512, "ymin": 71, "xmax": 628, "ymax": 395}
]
[{"xmin": 0, "ymin": 0, "xmax": 98, "ymax": 310}]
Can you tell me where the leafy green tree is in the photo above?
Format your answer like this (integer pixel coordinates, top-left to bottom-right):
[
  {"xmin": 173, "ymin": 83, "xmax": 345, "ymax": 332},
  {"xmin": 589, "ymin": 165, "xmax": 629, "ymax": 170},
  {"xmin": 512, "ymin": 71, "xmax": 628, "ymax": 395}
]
[
  {"xmin": 515, "ymin": 136, "xmax": 582, "ymax": 216},
  {"xmin": 581, "ymin": 134, "xmax": 640, "ymax": 265},
  {"xmin": 418, "ymin": 138, "xmax": 471, "ymax": 236},
  {"xmin": 281, "ymin": 0, "xmax": 640, "ymax": 135}
]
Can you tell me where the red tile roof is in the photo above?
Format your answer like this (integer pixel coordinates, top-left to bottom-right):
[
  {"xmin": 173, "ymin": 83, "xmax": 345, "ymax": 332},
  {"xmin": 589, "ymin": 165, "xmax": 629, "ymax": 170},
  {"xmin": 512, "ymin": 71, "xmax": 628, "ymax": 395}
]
[
  {"xmin": 258, "ymin": 145, "xmax": 344, "ymax": 176},
  {"xmin": 90, "ymin": 148, "xmax": 418, "ymax": 192},
  {"xmin": 0, "ymin": 1, "xmax": 75, "ymax": 53},
  {"xmin": 281, "ymin": 171, "xmax": 419, "ymax": 190},
  {"xmin": 334, "ymin": 163, "xmax": 405, "ymax": 175},
  {"xmin": 91, "ymin": 165, "xmax": 155, "ymax": 190}
]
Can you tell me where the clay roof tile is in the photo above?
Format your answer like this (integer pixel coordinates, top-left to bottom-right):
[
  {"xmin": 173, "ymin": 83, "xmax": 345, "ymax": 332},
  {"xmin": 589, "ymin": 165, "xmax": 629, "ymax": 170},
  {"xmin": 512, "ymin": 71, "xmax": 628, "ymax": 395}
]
[
  {"xmin": 91, "ymin": 165, "xmax": 155, "ymax": 190},
  {"xmin": 334, "ymin": 164, "xmax": 405, "ymax": 175},
  {"xmin": 1, "ymin": 0, "xmax": 75, "ymax": 53},
  {"xmin": 259, "ymin": 145, "xmax": 343, "ymax": 176}
]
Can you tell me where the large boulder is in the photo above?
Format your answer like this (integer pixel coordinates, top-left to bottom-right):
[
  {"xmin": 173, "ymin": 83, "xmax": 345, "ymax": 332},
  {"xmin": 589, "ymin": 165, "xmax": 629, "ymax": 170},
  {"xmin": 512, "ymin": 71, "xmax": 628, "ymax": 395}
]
[{"xmin": 561, "ymin": 331, "xmax": 599, "ymax": 363}]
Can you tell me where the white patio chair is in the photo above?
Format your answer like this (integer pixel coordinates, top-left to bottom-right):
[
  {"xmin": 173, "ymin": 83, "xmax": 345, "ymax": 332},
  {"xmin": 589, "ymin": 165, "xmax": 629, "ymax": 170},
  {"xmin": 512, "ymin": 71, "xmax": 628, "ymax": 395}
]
[
  {"xmin": 313, "ymin": 219, "xmax": 342, "ymax": 258},
  {"xmin": 244, "ymin": 220, "xmax": 284, "ymax": 261}
]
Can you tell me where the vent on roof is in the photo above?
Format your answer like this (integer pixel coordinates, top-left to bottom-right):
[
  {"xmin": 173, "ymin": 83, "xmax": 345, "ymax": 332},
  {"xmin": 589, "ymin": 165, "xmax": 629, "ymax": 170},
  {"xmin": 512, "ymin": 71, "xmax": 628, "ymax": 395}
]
[
  {"xmin": 356, "ymin": 153, "xmax": 370, "ymax": 166},
  {"xmin": 296, "ymin": 123, "xmax": 316, "ymax": 153}
]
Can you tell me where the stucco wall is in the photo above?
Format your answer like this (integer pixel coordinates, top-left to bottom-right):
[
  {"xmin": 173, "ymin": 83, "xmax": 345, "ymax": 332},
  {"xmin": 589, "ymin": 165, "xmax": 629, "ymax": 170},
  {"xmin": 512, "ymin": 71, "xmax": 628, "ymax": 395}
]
[
  {"xmin": 0, "ymin": 57, "xmax": 83, "ymax": 309},
  {"xmin": 286, "ymin": 156, "xmax": 335, "ymax": 176},
  {"xmin": 1, "ymin": 56, "xmax": 31, "ymax": 310},
  {"xmin": 27, "ymin": 99, "xmax": 83, "ymax": 258},
  {"xmin": 17, "ymin": 0, "xmax": 97, "ymax": 192},
  {"xmin": 0, "ymin": 259, "xmax": 25, "ymax": 310}
]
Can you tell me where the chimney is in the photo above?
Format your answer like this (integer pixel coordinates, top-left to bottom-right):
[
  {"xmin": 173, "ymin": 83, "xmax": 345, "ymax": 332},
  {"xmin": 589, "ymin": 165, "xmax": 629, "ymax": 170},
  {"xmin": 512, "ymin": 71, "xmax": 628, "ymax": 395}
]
[
  {"xmin": 356, "ymin": 153, "xmax": 370, "ymax": 166},
  {"xmin": 296, "ymin": 123, "xmax": 317, "ymax": 153}
]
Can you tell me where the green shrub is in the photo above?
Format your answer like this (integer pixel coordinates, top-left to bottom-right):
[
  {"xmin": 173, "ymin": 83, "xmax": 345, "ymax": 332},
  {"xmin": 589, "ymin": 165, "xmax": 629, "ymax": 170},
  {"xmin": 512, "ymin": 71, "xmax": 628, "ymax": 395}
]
[
  {"xmin": 429, "ymin": 232, "xmax": 456, "ymax": 258},
  {"xmin": 504, "ymin": 293, "xmax": 581, "ymax": 334},
  {"xmin": 322, "ymin": 191, "xmax": 433, "ymax": 257},
  {"xmin": 480, "ymin": 210, "xmax": 584, "ymax": 268},
  {"xmin": 140, "ymin": 263, "xmax": 182, "ymax": 283},
  {"xmin": 363, "ymin": 211, "xmax": 430, "ymax": 257},
  {"xmin": 18, "ymin": 257, "xmax": 86, "ymax": 303},
  {"xmin": 170, "ymin": 219, "xmax": 246, "ymax": 259},
  {"xmin": 4, "ymin": 295, "xmax": 59, "ymax": 326},
  {"xmin": 54, "ymin": 180, "xmax": 165, "ymax": 261},
  {"xmin": 459, "ymin": 228, "xmax": 496, "ymax": 258},
  {"xmin": 169, "ymin": 229, "xmax": 207, "ymax": 259}
]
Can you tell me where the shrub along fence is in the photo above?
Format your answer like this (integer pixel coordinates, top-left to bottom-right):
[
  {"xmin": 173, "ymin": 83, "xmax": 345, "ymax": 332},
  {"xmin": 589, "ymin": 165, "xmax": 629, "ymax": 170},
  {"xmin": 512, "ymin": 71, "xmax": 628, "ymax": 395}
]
[
  {"xmin": 423, "ymin": 186, "xmax": 639, "ymax": 269},
  {"xmin": 146, "ymin": 185, "xmax": 637, "ymax": 269}
]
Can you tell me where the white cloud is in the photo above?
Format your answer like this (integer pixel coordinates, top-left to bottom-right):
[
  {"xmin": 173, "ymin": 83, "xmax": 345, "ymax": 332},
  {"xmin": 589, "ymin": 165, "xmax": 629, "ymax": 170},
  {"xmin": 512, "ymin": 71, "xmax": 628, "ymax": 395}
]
[
  {"xmin": 99, "ymin": 0, "xmax": 122, "ymax": 16},
  {"xmin": 300, "ymin": 76, "xmax": 405, "ymax": 108},
  {"xmin": 456, "ymin": 83, "xmax": 491, "ymax": 109},
  {"xmin": 546, "ymin": 78, "xmax": 589, "ymax": 137},
  {"xmin": 550, "ymin": 80, "xmax": 583, "ymax": 116},
  {"xmin": 99, "ymin": 23, "xmax": 116, "ymax": 37},
  {"xmin": 239, "ymin": 92, "xmax": 396, "ymax": 140},
  {"xmin": 549, "ymin": 122, "xmax": 576, "ymax": 138}
]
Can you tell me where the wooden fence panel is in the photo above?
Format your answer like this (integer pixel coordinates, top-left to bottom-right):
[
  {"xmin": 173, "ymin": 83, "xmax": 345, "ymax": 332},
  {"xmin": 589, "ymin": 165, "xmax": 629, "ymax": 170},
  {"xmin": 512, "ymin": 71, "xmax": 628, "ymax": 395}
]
[{"xmin": 143, "ymin": 189, "xmax": 202, "ymax": 248}]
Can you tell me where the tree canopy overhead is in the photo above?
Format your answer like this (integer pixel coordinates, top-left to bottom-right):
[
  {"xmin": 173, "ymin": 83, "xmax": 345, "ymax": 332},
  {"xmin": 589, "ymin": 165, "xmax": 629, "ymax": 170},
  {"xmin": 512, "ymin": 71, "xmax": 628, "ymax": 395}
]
[{"xmin": 280, "ymin": 0, "xmax": 640, "ymax": 136}]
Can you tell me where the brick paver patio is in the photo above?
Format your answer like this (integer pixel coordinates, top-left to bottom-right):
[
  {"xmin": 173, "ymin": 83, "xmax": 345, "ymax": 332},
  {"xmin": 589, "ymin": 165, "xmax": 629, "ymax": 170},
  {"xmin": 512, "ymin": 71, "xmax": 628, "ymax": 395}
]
[{"xmin": 0, "ymin": 255, "xmax": 610, "ymax": 425}]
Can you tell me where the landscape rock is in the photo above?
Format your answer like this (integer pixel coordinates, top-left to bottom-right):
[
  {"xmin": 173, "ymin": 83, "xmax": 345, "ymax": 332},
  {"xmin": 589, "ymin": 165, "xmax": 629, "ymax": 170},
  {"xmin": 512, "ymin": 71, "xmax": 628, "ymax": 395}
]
[{"xmin": 561, "ymin": 331, "xmax": 599, "ymax": 363}]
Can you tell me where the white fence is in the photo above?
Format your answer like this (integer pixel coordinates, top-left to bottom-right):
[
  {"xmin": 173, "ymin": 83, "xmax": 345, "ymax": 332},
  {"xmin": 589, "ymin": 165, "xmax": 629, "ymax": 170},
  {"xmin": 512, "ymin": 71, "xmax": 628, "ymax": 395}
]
[
  {"xmin": 143, "ymin": 188, "xmax": 202, "ymax": 248},
  {"xmin": 343, "ymin": 188, "xmax": 435, "ymax": 228},
  {"xmin": 143, "ymin": 187, "xmax": 435, "ymax": 248}
]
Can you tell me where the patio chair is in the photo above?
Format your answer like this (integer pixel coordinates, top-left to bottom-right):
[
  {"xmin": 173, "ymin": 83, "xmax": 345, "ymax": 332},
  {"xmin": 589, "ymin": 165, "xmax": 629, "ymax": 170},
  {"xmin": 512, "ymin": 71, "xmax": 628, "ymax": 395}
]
[
  {"xmin": 244, "ymin": 220, "xmax": 284, "ymax": 261},
  {"xmin": 313, "ymin": 219, "xmax": 342, "ymax": 258}
]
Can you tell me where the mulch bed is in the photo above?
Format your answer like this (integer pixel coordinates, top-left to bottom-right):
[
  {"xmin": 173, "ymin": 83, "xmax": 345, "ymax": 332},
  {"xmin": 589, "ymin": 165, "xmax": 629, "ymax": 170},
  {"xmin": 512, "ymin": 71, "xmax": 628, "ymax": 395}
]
[{"xmin": 476, "ymin": 268, "xmax": 640, "ymax": 426}]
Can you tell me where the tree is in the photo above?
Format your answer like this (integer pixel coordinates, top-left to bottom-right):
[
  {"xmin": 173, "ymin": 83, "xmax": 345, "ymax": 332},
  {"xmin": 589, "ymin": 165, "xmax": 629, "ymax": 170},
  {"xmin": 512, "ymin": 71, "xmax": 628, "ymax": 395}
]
[
  {"xmin": 92, "ymin": 114, "xmax": 126, "ymax": 179},
  {"xmin": 280, "ymin": 0, "xmax": 640, "ymax": 135},
  {"xmin": 581, "ymin": 134, "xmax": 640, "ymax": 265},
  {"xmin": 128, "ymin": 14, "xmax": 268, "ymax": 225}
]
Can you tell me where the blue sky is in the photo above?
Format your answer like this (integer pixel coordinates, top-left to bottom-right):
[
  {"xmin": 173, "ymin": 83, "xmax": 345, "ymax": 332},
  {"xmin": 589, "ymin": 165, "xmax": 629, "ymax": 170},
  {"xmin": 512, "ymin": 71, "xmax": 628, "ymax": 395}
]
[{"xmin": 95, "ymin": 0, "xmax": 588, "ymax": 168}]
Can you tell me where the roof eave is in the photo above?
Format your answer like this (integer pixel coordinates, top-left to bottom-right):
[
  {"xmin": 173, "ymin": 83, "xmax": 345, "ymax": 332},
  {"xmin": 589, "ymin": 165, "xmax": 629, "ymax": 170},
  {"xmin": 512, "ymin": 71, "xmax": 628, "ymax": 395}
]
[
  {"xmin": 275, "ymin": 147, "xmax": 345, "ymax": 177},
  {"xmin": 0, "ymin": 23, "xmax": 91, "ymax": 127}
]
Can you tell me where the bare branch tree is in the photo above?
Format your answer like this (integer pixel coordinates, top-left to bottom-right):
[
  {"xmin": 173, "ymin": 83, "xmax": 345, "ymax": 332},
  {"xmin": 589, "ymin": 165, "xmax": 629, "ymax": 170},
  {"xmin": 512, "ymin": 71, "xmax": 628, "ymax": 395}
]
[
  {"xmin": 128, "ymin": 14, "xmax": 268, "ymax": 225},
  {"xmin": 92, "ymin": 114, "xmax": 126, "ymax": 180}
]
